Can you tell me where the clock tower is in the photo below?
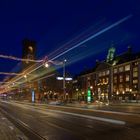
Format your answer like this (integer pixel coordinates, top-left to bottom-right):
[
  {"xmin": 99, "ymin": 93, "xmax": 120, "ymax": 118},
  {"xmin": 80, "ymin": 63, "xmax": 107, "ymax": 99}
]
[{"xmin": 22, "ymin": 39, "xmax": 36, "ymax": 70}]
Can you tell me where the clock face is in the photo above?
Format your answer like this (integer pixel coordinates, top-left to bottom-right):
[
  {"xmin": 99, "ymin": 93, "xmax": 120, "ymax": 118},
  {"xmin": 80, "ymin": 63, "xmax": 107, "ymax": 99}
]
[{"xmin": 28, "ymin": 46, "xmax": 33, "ymax": 53}]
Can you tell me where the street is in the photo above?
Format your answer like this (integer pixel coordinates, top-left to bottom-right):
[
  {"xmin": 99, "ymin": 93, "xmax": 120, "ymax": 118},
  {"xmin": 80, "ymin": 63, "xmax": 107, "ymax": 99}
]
[
  {"xmin": 0, "ymin": 1, "xmax": 140, "ymax": 140},
  {"xmin": 0, "ymin": 100, "xmax": 140, "ymax": 140}
]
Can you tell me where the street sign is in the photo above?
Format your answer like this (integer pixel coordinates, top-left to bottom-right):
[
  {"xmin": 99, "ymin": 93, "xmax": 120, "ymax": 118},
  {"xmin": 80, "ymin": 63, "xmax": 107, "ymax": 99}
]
[{"xmin": 56, "ymin": 77, "xmax": 72, "ymax": 81}]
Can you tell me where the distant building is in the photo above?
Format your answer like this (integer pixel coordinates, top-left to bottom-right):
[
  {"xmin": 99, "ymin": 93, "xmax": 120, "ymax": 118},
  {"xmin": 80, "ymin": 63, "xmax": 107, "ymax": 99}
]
[
  {"xmin": 22, "ymin": 39, "xmax": 36, "ymax": 70},
  {"xmin": 20, "ymin": 39, "xmax": 73, "ymax": 101},
  {"xmin": 74, "ymin": 46, "xmax": 140, "ymax": 102}
]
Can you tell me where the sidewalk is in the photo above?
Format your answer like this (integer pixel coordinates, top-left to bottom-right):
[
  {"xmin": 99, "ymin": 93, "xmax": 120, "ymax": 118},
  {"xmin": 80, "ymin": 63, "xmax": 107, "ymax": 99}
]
[
  {"xmin": 109, "ymin": 101, "xmax": 140, "ymax": 107},
  {"xmin": 11, "ymin": 99, "xmax": 140, "ymax": 108},
  {"xmin": 0, "ymin": 111, "xmax": 28, "ymax": 140}
]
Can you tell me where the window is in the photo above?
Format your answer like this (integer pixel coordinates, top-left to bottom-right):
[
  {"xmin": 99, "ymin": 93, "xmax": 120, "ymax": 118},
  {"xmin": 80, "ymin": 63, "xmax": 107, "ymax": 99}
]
[
  {"xmin": 113, "ymin": 85, "xmax": 117, "ymax": 92},
  {"xmin": 133, "ymin": 67, "xmax": 138, "ymax": 77},
  {"xmin": 133, "ymin": 71, "xmax": 138, "ymax": 77},
  {"xmin": 106, "ymin": 77, "xmax": 109, "ymax": 83},
  {"xmin": 113, "ymin": 76, "xmax": 117, "ymax": 83},
  {"xmin": 125, "ymin": 65, "xmax": 130, "ymax": 71},
  {"xmin": 126, "ymin": 85, "xmax": 130, "ymax": 92},
  {"xmin": 133, "ymin": 79, "xmax": 138, "ymax": 84},
  {"xmin": 119, "ymin": 67, "xmax": 123, "ymax": 72},
  {"xmin": 102, "ymin": 71, "xmax": 105, "ymax": 76},
  {"xmin": 99, "ymin": 72, "xmax": 102, "ymax": 77},
  {"xmin": 106, "ymin": 70, "xmax": 110, "ymax": 75},
  {"xmin": 126, "ymin": 75, "xmax": 130, "ymax": 81},
  {"xmin": 113, "ymin": 68, "xmax": 117, "ymax": 74},
  {"xmin": 133, "ymin": 84, "xmax": 138, "ymax": 91},
  {"xmin": 133, "ymin": 67, "xmax": 138, "ymax": 72},
  {"xmin": 119, "ymin": 84, "xmax": 123, "ymax": 92},
  {"xmin": 119, "ymin": 75, "xmax": 123, "ymax": 82},
  {"xmin": 87, "ymin": 77, "xmax": 90, "ymax": 80},
  {"xmin": 133, "ymin": 61, "xmax": 138, "ymax": 66}
]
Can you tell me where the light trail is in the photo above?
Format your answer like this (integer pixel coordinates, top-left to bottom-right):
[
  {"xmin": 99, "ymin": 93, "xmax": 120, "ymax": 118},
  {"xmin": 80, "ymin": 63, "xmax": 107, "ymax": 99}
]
[
  {"xmin": 47, "ymin": 19, "xmax": 106, "ymax": 59},
  {"xmin": 50, "ymin": 14, "xmax": 132, "ymax": 61},
  {"xmin": 0, "ymin": 72, "xmax": 23, "ymax": 76},
  {"xmin": 0, "ymin": 54, "xmax": 43, "ymax": 63},
  {"xmin": 25, "ymin": 14, "xmax": 132, "ymax": 78},
  {"xmin": 0, "ymin": 15, "xmax": 132, "ymax": 93}
]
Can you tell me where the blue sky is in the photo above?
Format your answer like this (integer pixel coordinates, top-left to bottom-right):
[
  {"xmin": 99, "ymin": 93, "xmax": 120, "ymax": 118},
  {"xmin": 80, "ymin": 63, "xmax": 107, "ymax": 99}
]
[{"xmin": 0, "ymin": 0, "xmax": 140, "ymax": 80}]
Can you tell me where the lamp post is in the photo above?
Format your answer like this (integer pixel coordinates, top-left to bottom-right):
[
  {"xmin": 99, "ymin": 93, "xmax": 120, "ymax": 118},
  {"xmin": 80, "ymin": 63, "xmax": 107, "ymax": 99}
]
[
  {"xmin": 76, "ymin": 88, "xmax": 79, "ymax": 101},
  {"xmin": 44, "ymin": 59, "xmax": 67, "ymax": 100},
  {"xmin": 63, "ymin": 59, "xmax": 67, "ymax": 100}
]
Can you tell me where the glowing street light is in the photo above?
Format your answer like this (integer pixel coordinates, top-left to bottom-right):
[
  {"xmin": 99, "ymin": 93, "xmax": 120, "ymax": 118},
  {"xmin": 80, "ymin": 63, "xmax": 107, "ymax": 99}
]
[
  {"xmin": 90, "ymin": 86, "xmax": 93, "ymax": 89},
  {"xmin": 44, "ymin": 62, "xmax": 49, "ymax": 68},
  {"xmin": 76, "ymin": 88, "xmax": 79, "ymax": 91},
  {"xmin": 24, "ymin": 75, "xmax": 27, "ymax": 78}
]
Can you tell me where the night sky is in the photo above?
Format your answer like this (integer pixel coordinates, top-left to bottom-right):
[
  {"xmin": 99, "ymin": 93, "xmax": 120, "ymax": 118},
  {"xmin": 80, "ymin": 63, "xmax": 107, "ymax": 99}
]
[{"xmin": 0, "ymin": 0, "xmax": 140, "ymax": 80}]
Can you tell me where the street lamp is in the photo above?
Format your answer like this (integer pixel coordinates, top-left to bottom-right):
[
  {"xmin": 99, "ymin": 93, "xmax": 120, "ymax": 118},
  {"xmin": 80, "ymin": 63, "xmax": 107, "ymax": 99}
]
[
  {"xmin": 116, "ymin": 91, "xmax": 119, "ymax": 95},
  {"xmin": 44, "ymin": 62, "xmax": 49, "ymax": 68},
  {"xmin": 24, "ymin": 74, "xmax": 27, "ymax": 78},
  {"xmin": 90, "ymin": 86, "xmax": 93, "ymax": 89}
]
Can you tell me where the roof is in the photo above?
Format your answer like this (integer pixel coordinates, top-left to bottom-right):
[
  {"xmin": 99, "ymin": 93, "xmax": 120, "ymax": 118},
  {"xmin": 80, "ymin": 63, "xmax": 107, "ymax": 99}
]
[
  {"xmin": 77, "ymin": 46, "xmax": 140, "ymax": 77},
  {"xmin": 112, "ymin": 48, "xmax": 140, "ymax": 65}
]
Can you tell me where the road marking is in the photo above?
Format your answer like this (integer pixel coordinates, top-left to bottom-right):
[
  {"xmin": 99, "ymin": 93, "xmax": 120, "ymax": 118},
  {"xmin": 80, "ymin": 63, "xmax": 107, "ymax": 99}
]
[
  {"xmin": 2, "ymin": 100, "xmax": 140, "ymax": 116},
  {"xmin": 43, "ymin": 109, "xmax": 126, "ymax": 125},
  {"xmin": 1, "ymin": 117, "xmax": 6, "ymax": 120},
  {"xmin": 18, "ymin": 119, "xmax": 29, "ymax": 127},
  {"xmin": 9, "ymin": 126, "xmax": 14, "ymax": 130},
  {"xmin": 46, "ymin": 104, "xmax": 140, "ymax": 116},
  {"xmin": 40, "ymin": 115, "xmax": 49, "ymax": 118},
  {"xmin": 0, "ymin": 100, "xmax": 126, "ymax": 125}
]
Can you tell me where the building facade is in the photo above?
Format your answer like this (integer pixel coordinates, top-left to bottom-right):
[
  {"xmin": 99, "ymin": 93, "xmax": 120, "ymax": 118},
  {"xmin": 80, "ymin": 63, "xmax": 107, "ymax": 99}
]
[
  {"xmin": 74, "ymin": 46, "xmax": 140, "ymax": 102},
  {"xmin": 22, "ymin": 39, "xmax": 36, "ymax": 70}
]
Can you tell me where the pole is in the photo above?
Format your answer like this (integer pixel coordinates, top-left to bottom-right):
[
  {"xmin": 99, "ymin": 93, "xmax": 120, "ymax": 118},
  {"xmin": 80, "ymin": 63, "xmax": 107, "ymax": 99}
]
[{"xmin": 63, "ymin": 59, "xmax": 66, "ymax": 100}]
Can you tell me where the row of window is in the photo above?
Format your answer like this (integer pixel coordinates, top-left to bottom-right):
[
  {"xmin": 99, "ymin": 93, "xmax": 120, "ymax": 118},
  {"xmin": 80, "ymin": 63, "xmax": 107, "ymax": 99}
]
[
  {"xmin": 98, "ymin": 70, "xmax": 110, "ymax": 77},
  {"xmin": 113, "ymin": 84, "xmax": 138, "ymax": 93},
  {"xmin": 114, "ymin": 64, "xmax": 130, "ymax": 73},
  {"xmin": 85, "ymin": 65, "xmax": 139, "ymax": 84},
  {"xmin": 114, "ymin": 74, "xmax": 138, "ymax": 83},
  {"xmin": 114, "ymin": 62, "xmax": 139, "ymax": 74},
  {"xmin": 114, "ymin": 75, "xmax": 130, "ymax": 83},
  {"xmin": 87, "ymin": 72, "xmax": 138, "ymax": 84},
  {"xmin": 113, "ymin": 66, "xmax": 138, "ymax": 83},
  {"xmin": 86, "ymin": 65, "xmax": 138, "ymax": 81}
]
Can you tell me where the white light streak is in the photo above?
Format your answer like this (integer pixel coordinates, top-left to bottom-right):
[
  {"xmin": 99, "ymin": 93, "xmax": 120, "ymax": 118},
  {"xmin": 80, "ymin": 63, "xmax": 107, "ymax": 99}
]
[
  {"xmin": 51, "ymin": 15, "xmax": 132, "ymax": 61},
  {"xmin": 0, "ymin": 15, "xmax": 132, "ymax": 93},
  {"xmin": 0, "ymin": 54, "xmax": 43, "ymax": 63}
]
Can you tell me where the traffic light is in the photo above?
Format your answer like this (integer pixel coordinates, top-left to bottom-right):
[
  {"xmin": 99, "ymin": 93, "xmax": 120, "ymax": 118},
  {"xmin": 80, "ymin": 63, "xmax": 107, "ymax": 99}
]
[{"xmin": 87, "ymin": 88, "xmax": 91, "ymax": 103}]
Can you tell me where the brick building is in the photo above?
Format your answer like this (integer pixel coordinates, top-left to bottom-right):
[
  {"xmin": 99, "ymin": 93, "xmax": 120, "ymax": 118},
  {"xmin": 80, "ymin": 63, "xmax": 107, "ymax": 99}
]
[{"xmin": 74, "ymin": 46, "xmax": 140, "ymax": 102}]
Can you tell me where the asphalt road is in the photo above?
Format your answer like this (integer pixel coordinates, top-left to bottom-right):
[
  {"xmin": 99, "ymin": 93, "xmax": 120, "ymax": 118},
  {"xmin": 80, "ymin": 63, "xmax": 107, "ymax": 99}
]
[
  {"xmin": 0, "ymin": 100, "xmax": 140, "ymax": 140},
  {"xmin": 90, "ymin": 105, "xmax": 140, "ymax": 114}
]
